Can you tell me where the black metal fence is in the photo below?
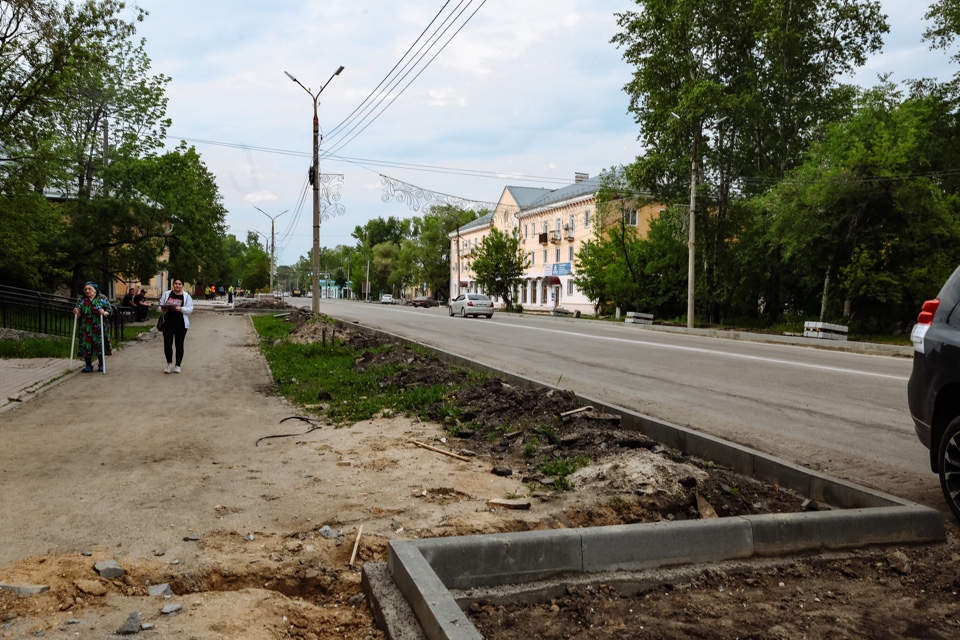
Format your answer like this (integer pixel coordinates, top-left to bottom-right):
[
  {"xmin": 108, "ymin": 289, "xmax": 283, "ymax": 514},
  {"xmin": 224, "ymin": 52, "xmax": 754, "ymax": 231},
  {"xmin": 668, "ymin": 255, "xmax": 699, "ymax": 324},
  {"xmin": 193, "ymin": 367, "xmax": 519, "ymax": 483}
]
[{"xmin": 0, "ymin": 284, "xmax": 127, "ymax": 340}]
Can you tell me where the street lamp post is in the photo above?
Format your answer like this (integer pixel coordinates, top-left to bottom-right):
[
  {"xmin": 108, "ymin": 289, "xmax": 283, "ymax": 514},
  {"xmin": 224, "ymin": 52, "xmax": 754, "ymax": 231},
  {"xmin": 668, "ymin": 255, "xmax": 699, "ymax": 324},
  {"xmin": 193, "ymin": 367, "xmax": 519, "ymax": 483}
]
[
  {"xmin": 285, "ymin": 65, "xmax": 344, "ymax": 314},
  {"xmin": 254, "ymin": 206, "xmax": 287, "ymax": 295}
]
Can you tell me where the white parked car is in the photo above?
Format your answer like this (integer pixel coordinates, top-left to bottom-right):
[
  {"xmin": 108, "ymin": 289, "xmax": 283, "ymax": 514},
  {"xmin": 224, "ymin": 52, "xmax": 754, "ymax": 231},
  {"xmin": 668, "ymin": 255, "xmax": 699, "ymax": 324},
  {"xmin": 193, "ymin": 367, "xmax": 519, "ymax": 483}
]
[
  {"xmin": 380, "ymin": 294, "xmax": 394, "ymax": 304},
  {"xmin": 448, "ymin": 293, "xmax": 494, "ymax": 318}
]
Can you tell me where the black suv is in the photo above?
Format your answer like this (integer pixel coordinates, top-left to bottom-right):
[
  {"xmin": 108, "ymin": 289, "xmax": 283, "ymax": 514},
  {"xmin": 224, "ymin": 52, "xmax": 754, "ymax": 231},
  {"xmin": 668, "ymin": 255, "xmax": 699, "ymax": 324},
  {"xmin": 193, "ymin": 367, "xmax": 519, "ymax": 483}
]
[{"xmin": 908, "ymin": 265, "xmax": 960, "ymax": 520}]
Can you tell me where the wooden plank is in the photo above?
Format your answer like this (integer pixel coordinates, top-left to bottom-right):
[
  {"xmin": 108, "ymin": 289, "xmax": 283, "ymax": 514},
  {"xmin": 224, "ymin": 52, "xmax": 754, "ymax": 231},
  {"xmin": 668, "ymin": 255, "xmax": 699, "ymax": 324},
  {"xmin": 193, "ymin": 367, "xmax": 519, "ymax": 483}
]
[
  {"xmin": 486, "ymin": 498, "xmax": 531, "ymax": 510},
  {"xmin": 409, "ymin": 440, "xmax": 472, "ymax": 461}
]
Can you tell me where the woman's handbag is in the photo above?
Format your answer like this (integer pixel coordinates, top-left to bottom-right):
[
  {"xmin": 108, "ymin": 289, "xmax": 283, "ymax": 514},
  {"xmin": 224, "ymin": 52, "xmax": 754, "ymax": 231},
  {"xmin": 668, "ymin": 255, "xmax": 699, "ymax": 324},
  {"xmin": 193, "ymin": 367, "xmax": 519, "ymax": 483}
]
[{"xmin": 156, "ymin": 314, "xmax": 165, "ymax": 331}]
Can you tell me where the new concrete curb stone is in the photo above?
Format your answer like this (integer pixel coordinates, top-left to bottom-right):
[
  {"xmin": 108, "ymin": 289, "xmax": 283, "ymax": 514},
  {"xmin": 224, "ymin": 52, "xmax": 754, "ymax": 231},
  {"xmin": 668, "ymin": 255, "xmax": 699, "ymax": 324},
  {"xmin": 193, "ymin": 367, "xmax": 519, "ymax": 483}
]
[{"xmin": 338, "ymin": 319, "xmax": 946, "ymax": 640}]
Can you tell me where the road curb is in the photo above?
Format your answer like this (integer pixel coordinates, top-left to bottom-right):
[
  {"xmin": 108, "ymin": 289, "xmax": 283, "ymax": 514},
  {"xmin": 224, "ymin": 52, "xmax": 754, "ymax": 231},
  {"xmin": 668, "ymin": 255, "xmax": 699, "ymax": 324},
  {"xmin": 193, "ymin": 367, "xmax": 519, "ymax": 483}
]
[{"xmin": 338, "ymin": 319, "xmax": 945, "ymax": 640}]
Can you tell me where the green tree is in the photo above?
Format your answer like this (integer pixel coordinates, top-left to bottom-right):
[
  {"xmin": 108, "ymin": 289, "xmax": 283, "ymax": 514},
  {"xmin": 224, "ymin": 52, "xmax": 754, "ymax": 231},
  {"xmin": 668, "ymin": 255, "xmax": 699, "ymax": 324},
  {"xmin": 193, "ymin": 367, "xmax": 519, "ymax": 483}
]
[
  {"xmin": 613, "ymin": 0, "xmax": 888, "ymax": 323},
  {"xmin": 241, "ymin": 232, "xmax": 270, "ymax": 292},
  {"xmin": 136, "ymin": 146, "xmax": 227, "ymax": 287},
  {"xmin": 755, "ymin": 81, "xmax": 960, "ymax": 331},
  {"xmin": 471, "ymin": 227, "xmax": 528, "ymax": 311},
  {"xmin": 421, "ymin": 205, "xmax": 480, "ymax": 300}
]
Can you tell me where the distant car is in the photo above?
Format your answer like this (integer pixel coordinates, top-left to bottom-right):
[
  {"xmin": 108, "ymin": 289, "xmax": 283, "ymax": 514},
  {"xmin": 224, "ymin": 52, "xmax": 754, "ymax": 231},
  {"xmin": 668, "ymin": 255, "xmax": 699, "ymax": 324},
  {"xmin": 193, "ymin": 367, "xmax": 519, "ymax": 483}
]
[
  {"xmin": 380, "ymin": 294, "xmax": 394, "ymax": 305},
  {"xmin": 407, "ymin": 296, "xmax": 439, "ymax": 308},
  {"xmin": 448, "ymin": 293, "xmax": 494, "ymax": 318},
  {"xmin": 908, "ymin": 264, "xmax": 960, "ymax": 520}
]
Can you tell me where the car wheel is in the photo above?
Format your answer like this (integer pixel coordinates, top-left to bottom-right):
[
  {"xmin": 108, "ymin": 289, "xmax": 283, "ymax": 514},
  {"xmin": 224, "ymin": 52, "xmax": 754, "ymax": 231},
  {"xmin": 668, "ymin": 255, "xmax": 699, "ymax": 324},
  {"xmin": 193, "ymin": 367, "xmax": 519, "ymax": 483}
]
[
  {"xmin": 448, "ymin": 306, "xmax": 454, "ymax": 316},
  {"xmin": 938, "ymin": 416, "xmax": 960, "ymax": 521},
  {"xmin": 485, "ymin": 314, "xmax": 493, "ymax": 318},
  {"xmin": 460, "ymin": 308, "xmax": 466, "ymax": 317}
]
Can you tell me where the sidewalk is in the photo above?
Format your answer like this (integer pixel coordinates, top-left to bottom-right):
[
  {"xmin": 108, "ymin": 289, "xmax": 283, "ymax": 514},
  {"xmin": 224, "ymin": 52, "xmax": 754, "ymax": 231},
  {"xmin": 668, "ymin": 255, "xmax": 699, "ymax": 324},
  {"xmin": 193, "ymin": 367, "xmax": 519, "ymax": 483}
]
[{"xmin": 0, "ymin": 358, "xmax": 77, "ymax": 414}]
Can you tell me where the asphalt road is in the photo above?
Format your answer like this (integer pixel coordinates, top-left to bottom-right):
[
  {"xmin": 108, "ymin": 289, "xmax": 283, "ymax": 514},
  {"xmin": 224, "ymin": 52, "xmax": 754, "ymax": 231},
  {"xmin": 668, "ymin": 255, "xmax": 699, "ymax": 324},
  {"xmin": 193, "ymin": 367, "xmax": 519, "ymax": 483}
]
[{"xmin": 302, "ymin": 298, "xmax": 939, "ymax": 512}]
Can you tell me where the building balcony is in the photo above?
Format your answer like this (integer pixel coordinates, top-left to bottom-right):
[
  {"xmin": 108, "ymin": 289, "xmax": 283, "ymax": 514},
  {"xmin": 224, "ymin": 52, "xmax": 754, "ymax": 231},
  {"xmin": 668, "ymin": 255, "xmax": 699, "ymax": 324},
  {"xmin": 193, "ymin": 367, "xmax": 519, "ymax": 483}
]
[
  {"xmin": 550, "ymin": 230, "xmax": 563, "ymax": 244},
  {"xmin": 538, "ymin": 232, "xmax": 549, "ymax": 246}
]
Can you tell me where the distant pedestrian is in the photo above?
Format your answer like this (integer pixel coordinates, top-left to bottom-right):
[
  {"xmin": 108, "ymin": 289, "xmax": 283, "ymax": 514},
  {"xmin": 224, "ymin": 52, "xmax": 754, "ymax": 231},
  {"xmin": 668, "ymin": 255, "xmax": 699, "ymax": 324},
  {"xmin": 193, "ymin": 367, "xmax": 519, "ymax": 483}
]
[
  {"xmin": 133, "ymin": 287, "xmax": 149, "ymax": 322},
  {"xmin": 159, "ymin": 278, "xmax": 194, "ymax": 374},
  {"xmin": 73, "ymin": 281, "xmax": 112, "ymax": 373},
  {"xmin": 228, "ymin": 285, "xmax": 234, "ymax": 304}
]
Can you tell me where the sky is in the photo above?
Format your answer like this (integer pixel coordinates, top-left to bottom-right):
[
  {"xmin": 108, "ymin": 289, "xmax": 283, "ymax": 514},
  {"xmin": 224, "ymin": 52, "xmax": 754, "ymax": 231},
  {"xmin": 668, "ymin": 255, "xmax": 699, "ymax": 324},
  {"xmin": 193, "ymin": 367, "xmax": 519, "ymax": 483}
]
[{"xmin": 132, "ymin": 1, "xmax": 956, "ymax": 267}]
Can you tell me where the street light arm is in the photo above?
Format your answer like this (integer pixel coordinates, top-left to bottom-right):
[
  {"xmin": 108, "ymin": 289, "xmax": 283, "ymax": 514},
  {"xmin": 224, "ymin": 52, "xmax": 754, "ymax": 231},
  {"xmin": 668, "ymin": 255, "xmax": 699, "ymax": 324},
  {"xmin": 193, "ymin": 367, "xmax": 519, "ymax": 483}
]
[
  {"xmin": 317, "ymin": 65, "xmax": 345, "ymax": 96},
  {"xmin": 285, "ymin": 71, "xmax": 314, "ymax": 98}
]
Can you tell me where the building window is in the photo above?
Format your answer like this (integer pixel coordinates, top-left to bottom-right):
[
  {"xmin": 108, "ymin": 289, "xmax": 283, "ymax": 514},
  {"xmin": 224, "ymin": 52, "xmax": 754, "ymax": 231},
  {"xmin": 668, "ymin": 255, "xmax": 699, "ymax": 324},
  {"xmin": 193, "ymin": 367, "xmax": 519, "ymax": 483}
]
[
  {"xmin": 568, "ymin": 246, "xmax": 574, "ymax": 261},
  {"xmin": 624, "ymin": 208, "xmax": 638, "ymax": 226},
  {"xmin": 542, "ymin": 221, "xmax": 548, "ymax": 234},
  {"xmin": 567, "ymin": 280, "xmax": 574, "ymax": 295},
  {"xmin": 569, "ymin": 213, "xmax": 575, "ymax": 230},
  {"xmin": 543, "ymin": 249, "xmax": 547, "ymax": 264},
  {"xmin": 530, "ymin": 252, "xmax": 535, "ymax": 266},
  {"xmin": 585, "ymin": 209, "xmax": 591, "ymax": 226},
  {"xmin": 555, "ymin": 218, "xmax": 561, "ymax": 233},
  {"xmin": 524, "ymin": 224, "xmax": 528, "ymax": 238},
  {"xmin": 555, "ymin": 248, "xmax": 560, "ymax": 263}
]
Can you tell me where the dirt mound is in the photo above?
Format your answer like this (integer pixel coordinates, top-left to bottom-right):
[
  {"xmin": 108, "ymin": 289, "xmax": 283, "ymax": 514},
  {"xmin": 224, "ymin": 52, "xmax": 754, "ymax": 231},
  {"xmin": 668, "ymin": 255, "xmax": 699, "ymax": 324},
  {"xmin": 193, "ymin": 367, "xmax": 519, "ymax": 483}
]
[{"xmin": 234, "ymin": 298, "xmax": 293, "ymax": 310}]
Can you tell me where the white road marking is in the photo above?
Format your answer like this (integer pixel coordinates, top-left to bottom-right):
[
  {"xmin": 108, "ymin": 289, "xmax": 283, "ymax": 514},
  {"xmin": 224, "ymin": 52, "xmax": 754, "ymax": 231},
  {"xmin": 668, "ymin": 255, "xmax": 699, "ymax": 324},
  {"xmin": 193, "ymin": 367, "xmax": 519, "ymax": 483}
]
[{"xmin": 489, "ymin": 321, "xmax": 910, "ymax": 381}]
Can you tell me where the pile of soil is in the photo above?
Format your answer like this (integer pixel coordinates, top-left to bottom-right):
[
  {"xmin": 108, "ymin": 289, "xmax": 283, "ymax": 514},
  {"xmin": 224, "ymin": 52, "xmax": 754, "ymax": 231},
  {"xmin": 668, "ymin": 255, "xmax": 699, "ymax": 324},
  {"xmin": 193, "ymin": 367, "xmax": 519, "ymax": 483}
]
[{"xmin": 234, "ymin": 298, "xmax": 293, "ymax": 310}]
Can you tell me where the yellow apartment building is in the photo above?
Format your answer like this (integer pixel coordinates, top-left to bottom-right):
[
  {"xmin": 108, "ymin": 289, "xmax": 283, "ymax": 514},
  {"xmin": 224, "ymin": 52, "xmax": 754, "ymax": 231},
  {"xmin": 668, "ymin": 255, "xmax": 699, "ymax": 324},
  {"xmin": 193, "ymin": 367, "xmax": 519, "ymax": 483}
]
[{"xmin": 450, "ymin": 173, "xmax": 661, "ymax": 315}]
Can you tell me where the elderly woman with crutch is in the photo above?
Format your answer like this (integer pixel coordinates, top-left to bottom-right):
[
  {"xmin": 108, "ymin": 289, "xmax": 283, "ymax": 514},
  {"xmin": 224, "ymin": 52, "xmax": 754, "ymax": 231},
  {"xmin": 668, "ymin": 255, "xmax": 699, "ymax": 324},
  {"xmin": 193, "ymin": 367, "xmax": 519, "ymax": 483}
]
[{"xmin": 73, "ymin": 281, "xmax": 112, "ymax": 373}]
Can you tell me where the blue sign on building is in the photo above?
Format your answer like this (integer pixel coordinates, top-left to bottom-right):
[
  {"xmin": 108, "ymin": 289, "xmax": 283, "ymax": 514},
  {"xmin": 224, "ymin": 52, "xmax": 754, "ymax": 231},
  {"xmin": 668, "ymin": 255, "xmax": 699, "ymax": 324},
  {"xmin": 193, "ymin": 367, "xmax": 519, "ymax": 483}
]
[{"xmin": 551, "ymin": 263, "xmax": 572, "ymax": 276}]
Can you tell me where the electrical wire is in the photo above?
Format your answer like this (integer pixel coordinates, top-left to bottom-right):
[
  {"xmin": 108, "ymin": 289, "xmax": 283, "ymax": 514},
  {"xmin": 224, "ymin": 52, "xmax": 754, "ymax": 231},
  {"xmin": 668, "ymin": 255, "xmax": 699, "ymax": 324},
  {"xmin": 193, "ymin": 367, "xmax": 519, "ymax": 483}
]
[
  {"xmin": 324, "ymin": 0, "xmax": 455, "ymax": 141},
  {"xmin": 168, "ymin": 135, "xmax": 573, "ymax": 185},
  {"xmin": 321, "ymin": 0, "xmax": 488, "ymax": 159}
]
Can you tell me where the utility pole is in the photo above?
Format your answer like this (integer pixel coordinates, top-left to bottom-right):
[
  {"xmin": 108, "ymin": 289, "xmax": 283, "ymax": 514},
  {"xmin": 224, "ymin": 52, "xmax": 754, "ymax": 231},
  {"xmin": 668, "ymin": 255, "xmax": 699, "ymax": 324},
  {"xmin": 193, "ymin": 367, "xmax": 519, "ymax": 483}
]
[
  {"xmin": 255, "ymin": 207, "xmax": 287, "ymax": 295},
  {"xmin": 671, "ymin": 113, "xmax": 725, "ymax": 329},
  {"xmin": 285, "ymin": 65, "xmax": 344, "ymax": 313},
  {"xmin": 685, "ymin": 128, "xmax": 698, "ymax": 329}
]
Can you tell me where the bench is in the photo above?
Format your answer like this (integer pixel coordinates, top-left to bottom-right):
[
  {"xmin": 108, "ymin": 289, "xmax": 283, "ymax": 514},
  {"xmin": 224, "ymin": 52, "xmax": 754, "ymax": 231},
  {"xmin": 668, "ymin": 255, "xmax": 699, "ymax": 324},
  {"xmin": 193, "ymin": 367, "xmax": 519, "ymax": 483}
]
[
  {"xmin": 625, "ymin": 311, "xmax": 653, "ymax": 325},
  {"xmin": 803, "ymin": 321, "xmax": 848, "ymax": 341}
]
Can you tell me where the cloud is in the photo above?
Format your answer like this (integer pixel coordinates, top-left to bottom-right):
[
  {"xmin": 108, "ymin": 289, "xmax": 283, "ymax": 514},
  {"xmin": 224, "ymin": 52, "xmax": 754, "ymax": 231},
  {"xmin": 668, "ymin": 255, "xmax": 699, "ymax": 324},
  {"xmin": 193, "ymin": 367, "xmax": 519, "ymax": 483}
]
[{"xmin": 244, "ymin": 191, "xmax": 280, "ymax": 205}]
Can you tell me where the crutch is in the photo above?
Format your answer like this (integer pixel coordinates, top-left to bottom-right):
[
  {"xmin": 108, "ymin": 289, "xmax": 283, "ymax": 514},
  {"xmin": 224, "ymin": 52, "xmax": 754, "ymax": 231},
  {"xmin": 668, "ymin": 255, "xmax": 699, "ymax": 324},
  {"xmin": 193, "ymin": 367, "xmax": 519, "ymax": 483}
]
[
  {"xmin": 99, "ymin": 312, "xmax": 107, "ymax": 374},
  {"xmin": 69, "ymin": 311, "xmax": 78, "ymax": 369}
]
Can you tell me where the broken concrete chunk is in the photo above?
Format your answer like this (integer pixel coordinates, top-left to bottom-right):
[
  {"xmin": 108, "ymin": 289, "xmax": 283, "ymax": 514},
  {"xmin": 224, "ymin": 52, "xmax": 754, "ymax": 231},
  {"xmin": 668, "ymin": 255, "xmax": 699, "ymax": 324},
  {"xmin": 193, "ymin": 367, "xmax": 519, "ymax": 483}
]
[
  {"xmin": 887, "ymin": 550, "xmax": 912, "ymax": 575},
  {"xmin": 148, "ymin": 583, "xmax": 173, "ymax": 597},
  {"xmin": 0, "ymin": 583, "xmax": 50, "ymax": 596},
  {"xmin": 116, "ymin": 611, "xmax": 142, "ymax": 635},
  {"xmin": 93, "ymin": 560, "xmax": 125, "ymax": 579},
  {"xmin": 318, "ymin": 525, "xmax": 341, "ymax": 539},
  {"xmin": 161, "ymin": 603, "xmax": 183, "ymax": 615}
]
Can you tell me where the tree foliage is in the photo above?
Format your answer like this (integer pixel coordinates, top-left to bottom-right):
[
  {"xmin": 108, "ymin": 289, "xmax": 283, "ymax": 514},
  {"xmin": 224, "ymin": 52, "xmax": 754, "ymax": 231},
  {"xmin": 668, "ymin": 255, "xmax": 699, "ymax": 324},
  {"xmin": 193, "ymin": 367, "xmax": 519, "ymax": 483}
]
[
  {"xmin": 471, "ymin": 227, "xmax": 528, "ymax": 311},
  {"xmin": 612, "ymin": 0, "xmax": 890, "ymax": 325}
]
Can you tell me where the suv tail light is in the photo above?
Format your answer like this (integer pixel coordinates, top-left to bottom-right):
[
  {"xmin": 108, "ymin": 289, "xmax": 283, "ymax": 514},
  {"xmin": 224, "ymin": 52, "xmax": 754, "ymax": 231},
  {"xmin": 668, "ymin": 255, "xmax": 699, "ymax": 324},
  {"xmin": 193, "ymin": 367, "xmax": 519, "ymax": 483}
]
[{"xmin": 917, "ymin": 299, "xmax": 940, "ymax": 325}]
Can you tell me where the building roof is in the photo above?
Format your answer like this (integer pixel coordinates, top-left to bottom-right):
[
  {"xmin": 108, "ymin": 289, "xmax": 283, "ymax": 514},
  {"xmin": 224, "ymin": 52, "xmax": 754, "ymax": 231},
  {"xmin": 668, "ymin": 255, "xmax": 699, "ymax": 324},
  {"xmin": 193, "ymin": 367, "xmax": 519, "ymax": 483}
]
[
  {"xmin": 521, "ymin": 175, "xmax": 603, "ymax": 212},
  {"xmin": 458, "ymin": 211, "xmax": 493, "ymax": 233},
  {"xmin": 503, "ymin": 186, "xmax": 553, "ymax": 209}
]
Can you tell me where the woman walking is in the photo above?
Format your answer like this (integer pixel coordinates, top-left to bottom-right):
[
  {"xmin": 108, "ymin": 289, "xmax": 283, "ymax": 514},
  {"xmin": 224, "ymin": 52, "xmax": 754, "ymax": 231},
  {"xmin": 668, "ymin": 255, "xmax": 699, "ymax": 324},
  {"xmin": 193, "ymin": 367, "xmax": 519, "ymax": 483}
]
[
  {"xmin": 159, "ymin": 278, "xmax": 194, "ymax": 374},
  {"xmin": 73, "ymin": 282, "xmax": 112, "ymax": 373}
]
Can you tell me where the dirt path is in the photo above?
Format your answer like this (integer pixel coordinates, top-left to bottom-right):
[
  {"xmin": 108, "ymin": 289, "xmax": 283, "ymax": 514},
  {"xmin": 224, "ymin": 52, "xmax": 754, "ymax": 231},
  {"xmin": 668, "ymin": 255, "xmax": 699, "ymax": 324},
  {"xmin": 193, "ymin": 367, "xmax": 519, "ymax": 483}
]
[
  {"xmin": 0, "ymin": 312, "xmax": 561, "ymax": 639},
  {"xmin": 1, "ymin": 311, "xmax": 959, "ymax": 639}
]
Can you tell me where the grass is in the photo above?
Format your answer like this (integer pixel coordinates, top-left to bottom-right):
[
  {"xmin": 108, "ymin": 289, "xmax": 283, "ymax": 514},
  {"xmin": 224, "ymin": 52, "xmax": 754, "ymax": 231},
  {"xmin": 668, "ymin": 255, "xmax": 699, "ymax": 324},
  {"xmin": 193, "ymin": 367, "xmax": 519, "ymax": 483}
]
[
  {"xmin": 0, "ymin": 337, "xmax": 72, "ymax": 359},
  {"xmin": 540, "ymin": 455, "xmax": 590, "ymax": 490},
  {"xmin": 251, "ymin": 314, "xmax": 480, "ymax": 424},
  {"xmin": 0, "ymin": 320, "xmax": 150, "ymax": 359}
]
